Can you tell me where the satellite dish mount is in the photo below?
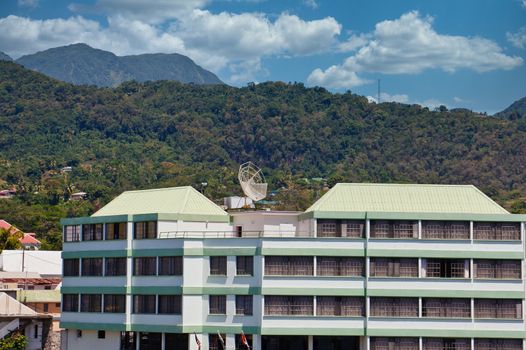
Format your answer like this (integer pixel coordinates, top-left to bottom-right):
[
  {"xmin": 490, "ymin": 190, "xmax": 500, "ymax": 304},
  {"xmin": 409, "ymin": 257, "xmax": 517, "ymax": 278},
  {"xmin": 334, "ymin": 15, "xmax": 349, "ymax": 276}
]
[{"xmin": 238, "ymin": 162, "xmax": 268, "ymax": 203}]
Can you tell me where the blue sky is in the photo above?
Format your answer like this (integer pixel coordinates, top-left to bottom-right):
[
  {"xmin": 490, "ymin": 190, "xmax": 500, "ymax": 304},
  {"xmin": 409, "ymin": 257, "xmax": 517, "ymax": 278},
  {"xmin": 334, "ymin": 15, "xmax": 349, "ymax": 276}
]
[{"xmin": 0, "ymin": 0, "xmax": 525, "ymax": 113}]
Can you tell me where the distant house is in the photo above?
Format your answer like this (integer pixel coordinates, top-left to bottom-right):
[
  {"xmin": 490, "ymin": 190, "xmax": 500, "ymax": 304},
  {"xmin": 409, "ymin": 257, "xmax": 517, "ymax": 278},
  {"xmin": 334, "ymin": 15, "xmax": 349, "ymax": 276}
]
[
  {"xmin": 0, "ymin": 220, "xmax": 42, "ymax": 250},
  {"xmin": 60, "ymin": 166, "xmax": 72, "ymax": 173},
  {"xmin": 20, "ymin": 233, "xmax": 41, "ymax": 250},
  {"xmin": 0, "ymin": 189, "xmax": 15, "ymax": 199},
  {"xmin": 0, "ymin": 292, "xmax": 53, "ymax": 350},
  {"xmin": 69, "ymin": 192, "xmax": 86, "ymax": 201}
]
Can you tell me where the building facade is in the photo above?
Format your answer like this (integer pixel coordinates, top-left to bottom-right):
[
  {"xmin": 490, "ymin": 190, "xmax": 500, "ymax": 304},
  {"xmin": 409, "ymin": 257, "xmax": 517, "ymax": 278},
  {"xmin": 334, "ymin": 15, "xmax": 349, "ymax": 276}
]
[{"xmin": 60, "ymin": 184, "xmax": 526, "ymax": 350}]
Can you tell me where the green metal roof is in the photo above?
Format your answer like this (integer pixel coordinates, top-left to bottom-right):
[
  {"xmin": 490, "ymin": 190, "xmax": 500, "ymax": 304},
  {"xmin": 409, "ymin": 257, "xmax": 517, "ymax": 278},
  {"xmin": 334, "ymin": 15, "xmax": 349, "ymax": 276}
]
[
  {"xmin": 91, "ymin": 186, "xmax": 228, "ymax": 220},
  {"xmin": 17, "ymin": 290, "xmax": 61, "ymax": 303},
  {"xmin": 305, "ymin": 183, "xmax": 509, "ymax": 215}
]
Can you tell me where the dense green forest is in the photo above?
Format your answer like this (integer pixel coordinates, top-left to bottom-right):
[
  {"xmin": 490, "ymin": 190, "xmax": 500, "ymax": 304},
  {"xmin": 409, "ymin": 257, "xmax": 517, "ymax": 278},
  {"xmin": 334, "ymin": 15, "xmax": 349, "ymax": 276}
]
[{"xmin": 1, "ymin": 60, "xmax": 526, "ymax": 249}]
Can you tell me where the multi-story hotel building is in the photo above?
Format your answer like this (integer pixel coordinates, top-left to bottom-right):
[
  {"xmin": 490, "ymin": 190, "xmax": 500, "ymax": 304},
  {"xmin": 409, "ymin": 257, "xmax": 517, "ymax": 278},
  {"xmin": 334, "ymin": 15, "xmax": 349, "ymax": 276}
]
[{"xmin": 60, "ymin": 183, "xmax": 526, "ymax": 350}]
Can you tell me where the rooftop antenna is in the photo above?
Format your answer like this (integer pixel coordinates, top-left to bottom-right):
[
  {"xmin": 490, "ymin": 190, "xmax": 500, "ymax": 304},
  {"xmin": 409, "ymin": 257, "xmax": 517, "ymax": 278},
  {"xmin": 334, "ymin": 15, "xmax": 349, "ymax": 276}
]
[
  {"xmin": 377, "ymin": 79, "xmax": 381, "ymax": 104},
  {"xmin": 238, "ymin": 162, "xmax": 268, "ymax": 202}
]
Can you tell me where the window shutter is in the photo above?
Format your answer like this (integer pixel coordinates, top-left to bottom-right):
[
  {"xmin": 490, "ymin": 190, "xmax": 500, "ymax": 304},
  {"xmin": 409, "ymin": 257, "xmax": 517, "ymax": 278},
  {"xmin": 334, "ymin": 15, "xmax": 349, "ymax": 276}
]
[
  {"xmin": 394, "ymin": 261, "xmax": 400, "ymax": 277},
  {"xmin": 421, "ymin": 259, "xmax": 427, "ymax": 278},
  {"xmin": 464, "ymin": 260, "xmax": 470, "ymax": 278},
  {"xmin": 413, "ymin": 223, "xmax": 419, "ymax": 238}
]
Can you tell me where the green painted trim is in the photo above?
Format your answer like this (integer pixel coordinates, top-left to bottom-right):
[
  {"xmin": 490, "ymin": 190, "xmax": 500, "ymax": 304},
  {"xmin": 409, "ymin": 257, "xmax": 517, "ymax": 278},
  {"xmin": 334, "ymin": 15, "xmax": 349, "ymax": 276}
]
[
  {"xmin": 130, "ymin": 324, "xmax": 183, "ymax": 333},
  {"xmin": 261, "ymin": 248, "xmax": 364, "ymax": 256},
  {"xmin": 60, "ymin": 322, "xmax": 126, "ymax": 331},
  {"xmin": 61, "ymin": 286, "xmax": 127, "ymax": 294},
  {"xmin": 182, "ymin": 325, "xmax": 261, "ymax": 334},
  {"xmin": 368, "ymin": 249, "xmax": 524, "ymax": 259},
  {"xmin": 130, "ymin": 286, "xmax": 182, "ymax": 295},
  {"xmin": 183, "ymin": 286, "xmax": 261, "ymax": 295},
  {"xmin": 184, "ymin": 247, "xmax": 259, "ymax": 256},
  {"xmin": 262, "ymin": 288, "xmax": 364, "ymax": 296},
  {"xmin": 132, "ymin": 214, "xmax": 159, "ymax": 222},
  {"xmin": 62, "ymin": 250, "xmax": 127, "ymax": 258},
  {"xmin": 131, "ymin": 249, "xmax": 184, "ymax": 257},
  {"xmin": 304, "ymin": 211, "xmax": 526, "ymax": 222},
  {"xmin": 368, "ymin": 289, "xmax": 524, "ymax": 299},
  {"xmin": 61, "ymin": 215, "xmax": 130, "ymax": 225},
  {"xmin": 310, "ymin": 212, "xmax": 367, "ymax": 220},
  {"xmin": 261, "ymin": 327, "xmax": 364, "ymax": 336},
  {"xmin": 367, "ymin": 329, "xmax": 525, "ymax": 338},
  {"xmin": 158, "ymin": 213, "xmax": 230, "ymax": 223}
]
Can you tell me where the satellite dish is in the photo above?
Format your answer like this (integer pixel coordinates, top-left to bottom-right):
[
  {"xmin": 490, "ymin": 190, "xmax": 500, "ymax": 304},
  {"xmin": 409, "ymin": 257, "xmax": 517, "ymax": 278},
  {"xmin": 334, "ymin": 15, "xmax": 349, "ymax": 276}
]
[{"xmin": 238, "ymin": 162, "xmax": 268, "ymax": 201}]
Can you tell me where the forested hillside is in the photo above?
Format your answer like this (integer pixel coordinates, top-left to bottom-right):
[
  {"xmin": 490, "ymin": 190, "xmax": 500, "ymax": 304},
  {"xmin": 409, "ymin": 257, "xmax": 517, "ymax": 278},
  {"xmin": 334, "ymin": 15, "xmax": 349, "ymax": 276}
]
[{"xmin": 1, "ymin": 60, "xmax": 526, "ymax": 249}]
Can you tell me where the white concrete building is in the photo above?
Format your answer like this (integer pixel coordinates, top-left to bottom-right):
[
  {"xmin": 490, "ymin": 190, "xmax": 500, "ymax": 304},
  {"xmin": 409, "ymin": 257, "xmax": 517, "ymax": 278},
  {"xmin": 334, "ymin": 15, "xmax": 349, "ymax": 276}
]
[{"xmin": 60, "ymin": 184, "xmax": 526, "ymax": 350}]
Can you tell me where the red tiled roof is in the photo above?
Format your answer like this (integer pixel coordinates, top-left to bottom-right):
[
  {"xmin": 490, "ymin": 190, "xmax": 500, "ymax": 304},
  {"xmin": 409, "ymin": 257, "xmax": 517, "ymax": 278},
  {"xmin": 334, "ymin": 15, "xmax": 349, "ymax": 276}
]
[
  {"xmin": 20, "ymin": 234, "xmax": 41, "ymax": 245},
  {"xmin": 0, "ymin": 220, "xmax": 19, "ymax": 233}
]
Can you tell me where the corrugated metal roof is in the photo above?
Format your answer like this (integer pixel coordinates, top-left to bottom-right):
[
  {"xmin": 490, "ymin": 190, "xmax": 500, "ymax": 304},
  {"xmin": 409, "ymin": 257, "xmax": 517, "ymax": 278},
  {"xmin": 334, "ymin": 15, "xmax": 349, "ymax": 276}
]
[
  {"xmin": 92, "ymin": 186, "xmax": 228, "ymax": 218},
  {"xmin": 305, "ymin": 183, "xmax": 509, "ymax": 215}
]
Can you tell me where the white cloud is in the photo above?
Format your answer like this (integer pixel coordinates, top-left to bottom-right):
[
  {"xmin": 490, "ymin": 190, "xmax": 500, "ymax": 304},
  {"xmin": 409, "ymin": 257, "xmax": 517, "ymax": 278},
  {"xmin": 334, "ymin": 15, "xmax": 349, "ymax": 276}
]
[
  {"xmin": 507, "ymin": 26, "xmax": 526, "ymax": 49},
  {"xmin": 308, "ymin": 11, "xmax": 523, "ymax": 88},
  {"xmin": 69, "ymin": 0, "xmax": 208, "ymax": 23},
  {"xmin": 0, "ymin": 10, "xmax": 341, "ymax": 84},
  {"xmin": 18, "ymin": 0, "xmax": 39, "ymax": 7},
  {"xmin": 523, "ymin": 0, "xmax": 526, "ymax": 8},
  {"xmin": 303, "ymin": 0, "xmax": 318, "ymax": 9},
  {"xmin": 337, "ymin": 33, "xmax": 371, "ymax": 52},
  {"xmin": 453, "ymin": 96, "xmax": 463, "ymax": 103},
  {"xmin": 367, "ymin": 92, "xmax": 446, "ymax": 109},
  {"xmin": 367, "ymin": 92, "xmax": 409, "ymax": 104}
]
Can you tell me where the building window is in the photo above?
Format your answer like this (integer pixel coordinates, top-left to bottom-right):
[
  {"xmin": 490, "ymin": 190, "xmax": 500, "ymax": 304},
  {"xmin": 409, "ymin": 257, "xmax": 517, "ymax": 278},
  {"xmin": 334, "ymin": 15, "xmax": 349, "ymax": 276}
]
[
  {"xmin": 104, "ymin": 294, "xmax": 126, "ymax": 313},
  {"xmin": 64, "ymin": 225, "xmax": 80, "ymax": 242},
  {"xmin": 317, "ymin": 257, "xmax": 364, "ymax": 276},
  {"xmin": 423, "ymin": 259, "xmax": 468, "ymax": 278},
  {"xmin": 235, "ymin": 295, "xmax": 253, "ymax": 315},
  {"xmin": 424, "ymin": 338, "xmax": 471, "ymax": 350},
  {"xmin": 158, "ymin": 295, "xmax": 182, "ymax": 314},
  {"xmin": 106, "ymin": 222, "xmax": 127, "ymax": 240},
  {"xmin": 34, "ymin": 325, "xmax": 38, "ymax": 338},
  {"xmin": 474, "ymin": 259, "xmax": 521, "ymax": 279},
  {"xmin": 317, "ymin": 220, "xmax": 365, "ymax": 238},
  {"xmin": 473, "ymin": 222, "xmax": 521, "ymax": 240},
  {"xmin": 158, "ymin": 256, "xmax": 183, "ymax": 276},
  {"xmin": 371, "ymin": 337, "xmax": 419, "ymax": 350},
  {"xmin": 370, "ymin": 221, "xmax": 418, "ymax": 239},
  {"xmin": 475, "ymin": 339, "xmax": 522, "ymax": 350},
  {"xmin": 63, "ymin": 258, "xmax": 80, "ymax": 276},
  {"xmin": 474, "ymin": 299, "xmax": 522, "ymax": 319},
  {"xmin": 134, "ymin": 257, "xmax": 157, "ymax": 276},
  {"xmin": 370, "ymin": 258, "xmax": 418, "ymax": 278},
  {"xmin": 422, "ymin": 298, "xmax": 471, "ymax": 318},
  {"xmin": 120, "ymin": 332, "xmax": 136, "ymax": 350},
  {"xmin": 98, "ymin": 330, "xmax": 106, "ymax": 339},
  {"xmin": 422, "ymin": 221, "xmax": 469, "ymax": 240},
  {"xmin": 62, "ymin": 294, "xmax": 79, "ymax": 312},
  {"xmin": 105, "ymin": 257, "xmax": 127, "ymax": 276},
  {"xmin": 265, "ymin": 256, "xmax": 314, "ymax": 276},
  {"xmin": 317, "ymin": 296, "xmax": 365, "ymax": 316},
  {"xmin": 264, "ymin": 296, "xmax": 314, "ymax": 316},
  {"xmin": 77, "ymin": 330, "xmax": 82, "ymax": 338},
  {"xmin": 236, "ymin": 256, "xmax": 253, "ymax": 276},
  {"xmin": 209, "ymin": 333, "xmax": 226, "ymax": 350},
  {"xmin": 43, "ymin": 303, "xmax": 48, "ymax": 312},
  {"xmin": 209, "ymin": 295, "xmax": 227, "ymax": 314},
  {"xmin": 80, "ymin": 294, "xmax": 102, "ymax": 312},
  {"xmin": 210, "ymin": 256, "xmax": 227, "ymax": 275},
  {"xmin": 133, "ymin": 295, "xmax": 156, "ymax": 314},
  {"xmin": 235, "ymin": 333, "xmax": 253, "ymax": 350},
  {"xmin": 82, "ymin": 224, "xmax": 103, "ymax": 241},
  {"xmin": 81, "ymin": 258, "xmax": 103, "ymax": 276},
  {"xmin": 370, "ymin": 297, "xmax": 418, "ymax": 317},
  {"xmin": 134, "ymin": 221, "xmax": 157, "ymax": 239}
]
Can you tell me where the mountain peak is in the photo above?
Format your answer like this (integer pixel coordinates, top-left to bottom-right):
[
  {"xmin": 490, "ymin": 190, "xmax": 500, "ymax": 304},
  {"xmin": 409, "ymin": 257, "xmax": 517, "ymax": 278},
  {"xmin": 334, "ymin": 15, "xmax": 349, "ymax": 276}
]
[
  {"xmin": 495, "ymin": 96, "xmax": 526, "ymax": 120},
  {"xmin": 15, "ymin": 43, "xmax": 223, "ymax": 87},
  {"xmin": 0, "ymin": 51, "xmax": 12, "ymax": 61}
]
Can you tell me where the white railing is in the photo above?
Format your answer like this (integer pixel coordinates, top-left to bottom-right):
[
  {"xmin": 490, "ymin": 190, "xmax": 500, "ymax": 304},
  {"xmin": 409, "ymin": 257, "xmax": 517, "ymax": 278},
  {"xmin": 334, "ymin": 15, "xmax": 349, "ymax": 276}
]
[{"xmin": 158, "ymin": 230, "xmax": 314, "ymax": 239}]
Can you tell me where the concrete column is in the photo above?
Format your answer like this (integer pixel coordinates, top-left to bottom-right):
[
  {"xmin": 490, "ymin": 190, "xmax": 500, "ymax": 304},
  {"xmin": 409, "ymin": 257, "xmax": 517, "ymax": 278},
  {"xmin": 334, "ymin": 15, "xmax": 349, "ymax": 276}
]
[
  {"xmin": 126, "ymin": 221, "xmax": 134, "ymax": 325},
  {"xmin": 419, "ymin": 337, "xmax": 423, "ymax": 350},
  {"xmin": 226, "ymin": 334, "xmax": 235, "ymax": 350},
  {"xmin": 253, "ymin": 334, "xmax": 262, "ymax": 350},
  {"xmin": 469, "ymin": 221, "xmax": 474, "ymax": 241},
  {"xmin": 418, "ymin": 220, "xmax": 422, "ymax": 239},
  {"xmin": 308, "ymin": 335, "xmax": 314, "ymax": 350},
  {"xmin": 136, "ymin": 332, "xmax": 140, "ymax": 350},
  {"xmin": 418, "ymin": 297, "xmax": 422, "ymax": 318},
  {"xmin": 161, "ymin": 332, "xmax": 165, "ymax": 350}
]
